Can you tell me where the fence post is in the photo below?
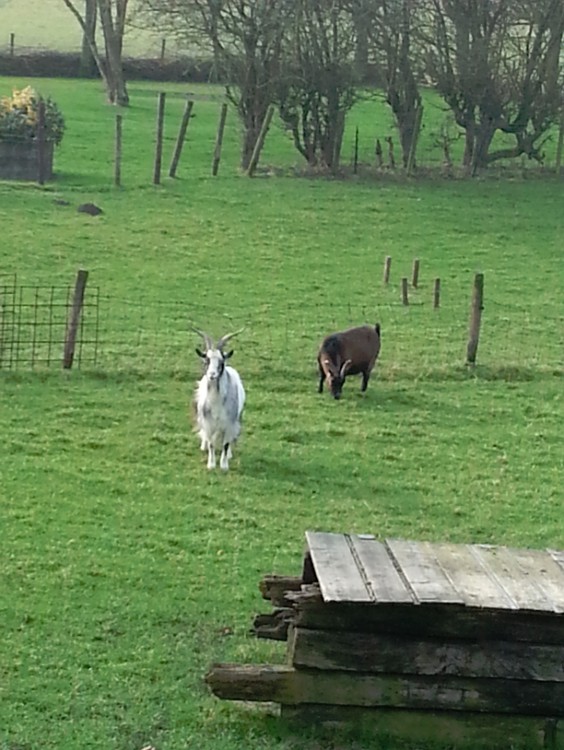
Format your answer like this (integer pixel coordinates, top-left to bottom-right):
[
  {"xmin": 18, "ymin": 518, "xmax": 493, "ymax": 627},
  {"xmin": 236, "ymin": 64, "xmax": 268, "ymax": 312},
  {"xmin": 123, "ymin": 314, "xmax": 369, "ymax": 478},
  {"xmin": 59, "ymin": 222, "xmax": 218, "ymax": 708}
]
[
  {"xmin": 153, "ymin": 92, "xmax": 166, "ymax": 185},
  {"xmin": 401, "ymin": 277, "xmax": 409, "ymax": 305},
  {"xmin": 63, "ymin": 270, "xmax": 89, "ymax": 370},
  {"xmin": 412, "ymin": 257, "xmax": 420, "ymax": 288},
  {"xmin": 37, "ymin": 99, "xmax": 46, "ymax": 186},
  {"xmin": 353, "ymin": 126, "xmax": 359, "ymax": 174},
  {"xmin": 246, "ymin": 105, "xmax": 274, "ymax": 177},
  {"xmin": 433, "ymin": 277, "xmax": 441, "ymax": 309},
  {"xmin": 114, "ymin": 113, "xmax": 123, "ymax": 187},
  {"xmin": 383, "ymin": 255, "xmax": 392, "ymax": 285},
  {"xmin": 466, "ymin": 273, "xmax": 484, "ymax": 365},
  {"xmin": 212, "ymin": 102, "xmax": 228, "ymax": 176},
  {"xmin": 169, "ymin": 98, "xmax": 194, "ymax": 178},
  {"xmin": 10, "ymin": 32, "xmax": 15, "ymax": 56},
  {"xmin": 160, "ymin": 38, "xmax": 166, "ymax": 62},
  {"xmin": 556, "ymin": 107, "xmax": 564, "ymax": 176}
]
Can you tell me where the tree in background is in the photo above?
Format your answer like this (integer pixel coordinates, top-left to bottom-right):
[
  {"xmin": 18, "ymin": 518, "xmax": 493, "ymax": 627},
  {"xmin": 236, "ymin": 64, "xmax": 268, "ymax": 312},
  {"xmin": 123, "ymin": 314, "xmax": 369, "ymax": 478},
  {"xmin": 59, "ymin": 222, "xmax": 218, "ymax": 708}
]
[
  {"xmin": 421, "ymin": 0, "xmax": 564, "ymax": 172},
  {"xmin": 277, "ymin": 0, "xmax": 359, "ymax": 171},
  {"xmin": 136, "ymin": 0, "xmax": 288, "ymax": 169},
  {"xmin": 61, "ymin": 0, "xmax": 129, "ymax": 105}
]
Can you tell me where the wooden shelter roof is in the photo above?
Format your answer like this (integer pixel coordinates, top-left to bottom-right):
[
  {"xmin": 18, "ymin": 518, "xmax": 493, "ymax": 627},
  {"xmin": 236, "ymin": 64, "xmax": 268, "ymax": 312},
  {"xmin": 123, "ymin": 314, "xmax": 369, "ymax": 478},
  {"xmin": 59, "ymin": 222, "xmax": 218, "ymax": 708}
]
[{"xmin": 305, "ymin": 532, "xmax": 564, "ymax": 614}]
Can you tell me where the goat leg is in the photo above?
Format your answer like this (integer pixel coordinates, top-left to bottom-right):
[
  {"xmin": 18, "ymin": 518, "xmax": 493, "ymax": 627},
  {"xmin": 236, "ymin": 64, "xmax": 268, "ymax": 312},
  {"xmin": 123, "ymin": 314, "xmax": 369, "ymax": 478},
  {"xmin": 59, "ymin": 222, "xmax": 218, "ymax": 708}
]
[
  {"xmin": 207, "ymin": 446, "xmax": 217, "ymax": 470},
  {"xmin": 220, "ymin": 443, "xmax": 230, "ymax": 471}
]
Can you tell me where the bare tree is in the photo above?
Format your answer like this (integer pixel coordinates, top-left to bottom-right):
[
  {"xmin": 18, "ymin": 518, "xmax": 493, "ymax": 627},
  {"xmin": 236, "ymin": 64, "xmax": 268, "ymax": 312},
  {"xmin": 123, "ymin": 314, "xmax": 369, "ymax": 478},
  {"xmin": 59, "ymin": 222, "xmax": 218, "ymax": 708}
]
[
  {"xmin": 363, "ymin": 0, "xmax": 423, "ymax": 169},
  {"xmin": 61, "ymin": 0, "xmax": 129, "ymax": 105},
  {"xmin": 277, "ymin": 0, "xmax": 359, "ymax": 171},
  {"xmin": 79, "ymin": 0, "xmax": 98, "ymax": 77},
  {"xmin": 136, "ymin": 0, "xmax": 288, "ymax": 169},
  {"xmin": 422, "ymin": 0, "xmax": 564, "ymax": 172}
]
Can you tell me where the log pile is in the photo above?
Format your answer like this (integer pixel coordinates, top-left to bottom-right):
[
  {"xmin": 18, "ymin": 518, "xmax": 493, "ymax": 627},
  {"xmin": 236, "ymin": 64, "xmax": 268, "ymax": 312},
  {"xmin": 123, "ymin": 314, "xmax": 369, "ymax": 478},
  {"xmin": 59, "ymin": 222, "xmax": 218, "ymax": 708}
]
[{"xmin": 206, "ymin": 532, "xmax": 564, "ymax": 743}]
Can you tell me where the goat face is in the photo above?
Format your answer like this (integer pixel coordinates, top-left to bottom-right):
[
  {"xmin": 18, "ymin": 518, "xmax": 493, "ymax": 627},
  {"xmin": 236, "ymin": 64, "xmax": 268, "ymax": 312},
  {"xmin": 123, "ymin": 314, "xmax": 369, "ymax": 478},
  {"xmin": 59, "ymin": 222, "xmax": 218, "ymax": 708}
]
[
  {"xmin": 196, "ymin": 347, "xmax": 233, "ymax": 385},
  {"xmin": 321, "ymin": 357, "xmax": 351, "ymax": 400}
]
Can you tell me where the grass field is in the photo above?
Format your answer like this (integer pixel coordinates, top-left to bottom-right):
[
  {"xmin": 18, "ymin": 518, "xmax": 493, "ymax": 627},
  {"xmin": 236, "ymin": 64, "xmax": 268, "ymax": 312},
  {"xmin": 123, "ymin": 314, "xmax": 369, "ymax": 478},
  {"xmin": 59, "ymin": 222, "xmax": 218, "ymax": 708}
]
[
  {"xmin": 0, "ymin": 0, "xmax": 174, "ymax": 57},
  {"xmin": 0, "ymin": 76, "xmax": 563, "ymax": 750}
]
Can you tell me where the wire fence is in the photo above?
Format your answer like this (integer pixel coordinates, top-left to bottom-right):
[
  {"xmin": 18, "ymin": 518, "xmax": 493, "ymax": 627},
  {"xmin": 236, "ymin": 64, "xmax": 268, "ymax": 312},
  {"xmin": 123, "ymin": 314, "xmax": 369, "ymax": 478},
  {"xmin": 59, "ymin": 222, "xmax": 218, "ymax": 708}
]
[{"xmin": 1, "ymin": 272, "xmax": 562, "ymax": 377}]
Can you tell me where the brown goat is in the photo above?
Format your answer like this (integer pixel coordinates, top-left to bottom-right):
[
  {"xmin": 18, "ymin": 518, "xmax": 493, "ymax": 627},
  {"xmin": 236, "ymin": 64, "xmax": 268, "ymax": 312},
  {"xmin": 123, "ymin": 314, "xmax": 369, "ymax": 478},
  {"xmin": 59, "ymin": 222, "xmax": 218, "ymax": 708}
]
[{"xmin": 317, "ymin": 323, "xmax": 381, "ymax": 400}]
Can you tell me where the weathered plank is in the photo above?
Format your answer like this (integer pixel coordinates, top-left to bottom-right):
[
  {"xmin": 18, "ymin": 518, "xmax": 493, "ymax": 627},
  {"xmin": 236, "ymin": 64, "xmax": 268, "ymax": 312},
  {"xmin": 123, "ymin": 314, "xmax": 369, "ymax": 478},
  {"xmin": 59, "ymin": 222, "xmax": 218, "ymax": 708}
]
[
  {"xmin": 288, "ymin": 627, "xmax": 564, "ymax": 681},
  {"xmin": 259, "ymin": 575, "xmax": 303, "ymax": 606},
  {"xmin": 281, "ymin": 706, "xmax": 560, "ymax": 750},
  {"xmin": 473, "ymin": 545, "xmax": 561, "ymax": 613},
  {"xmin": 385, "ymin": 539, "xmax": 464, "ymax": 604},
  {"xmin": 349, "ymin": 535, "xmax": 414, "ymax": 604},
  {"xmin": 252, "ymin": 609, "xmax": 293, "ymax": 640},
  {"xmin": 290, "ymin": 590, "xmax": 564, "ymax": 644},
  {"xmin": 305, "ymin": 531, "xmax": 372, "ymax": 603},
  {"xmin": 205, "ymin": 663, "xmax": 564, "ymax": 716},
  {"xmin": 430, "ymin": 542, "xmax": 518, "ymax": 609},
  {"xmin": 508, "ymin": 548, "xmax": 564, "ymax": 614}
]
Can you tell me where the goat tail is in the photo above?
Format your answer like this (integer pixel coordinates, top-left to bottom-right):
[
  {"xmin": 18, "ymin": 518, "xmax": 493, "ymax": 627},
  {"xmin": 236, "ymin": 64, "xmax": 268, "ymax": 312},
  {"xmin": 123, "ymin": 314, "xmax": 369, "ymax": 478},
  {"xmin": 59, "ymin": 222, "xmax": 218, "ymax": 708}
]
[{"xmin": 375, "ymin": 322, "xmax": 381, "ymax": 336}]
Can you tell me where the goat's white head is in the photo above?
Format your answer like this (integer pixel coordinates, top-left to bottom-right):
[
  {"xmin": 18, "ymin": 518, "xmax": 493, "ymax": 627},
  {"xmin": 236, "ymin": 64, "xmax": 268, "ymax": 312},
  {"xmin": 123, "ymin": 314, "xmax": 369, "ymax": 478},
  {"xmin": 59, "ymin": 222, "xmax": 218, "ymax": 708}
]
[{"xmin": 191, "ymin": 327, "xmax": 244, "ymax": 384}]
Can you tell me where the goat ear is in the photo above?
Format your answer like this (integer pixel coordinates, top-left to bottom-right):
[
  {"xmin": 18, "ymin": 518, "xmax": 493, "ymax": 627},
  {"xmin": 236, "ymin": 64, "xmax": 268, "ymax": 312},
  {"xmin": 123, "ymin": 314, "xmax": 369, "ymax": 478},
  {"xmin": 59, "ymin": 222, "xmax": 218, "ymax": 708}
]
[
  {"xmin": 224, "ymin": 349, "xmax": 234, "ymax": 360},
  {"xmin": 196, "ymin": 347, "xmax": 206, "ymax": 358}
]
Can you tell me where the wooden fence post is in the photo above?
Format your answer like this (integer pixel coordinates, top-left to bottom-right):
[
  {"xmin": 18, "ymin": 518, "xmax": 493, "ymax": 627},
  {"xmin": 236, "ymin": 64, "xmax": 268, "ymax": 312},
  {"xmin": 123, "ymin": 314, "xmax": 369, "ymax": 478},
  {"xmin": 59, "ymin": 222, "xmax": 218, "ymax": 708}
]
[
  {"xmin": 433, "ymin": 278, "xmax": 441, "ymax": 309},
  {"xmin": 169, "ymin": 98, "xmax": 194, "ymax": 178},
  {"xmin": 383, "ymin": 256, "xmax": 392, "ymax": 285},
  {"xmin": 353, "ymin": 126, "xmax": 359, "ymax": 174},
  {"xmin": 10, "ymin": 32, "xmax": 15, "ymax": 56},
  {"xmin": 63, "ymin": 270, "xmax": 89, "ymax": 370},
  {"xmin": 466, "ymin": 273, "xmax": 484, "ymax": 365},
  {"xmin": 160, "ymin": 38, "xmax": 166, "ymax": 62},
  {"xmin": 556, "ymin": 107, "xmax": 564, "ymax": 176},
  {"xmin": 114, "ymin": 113, "xmax": 123, "ymax": 187},
  {"xmin": 246, "ymin": 105, "xmax": 274, "ymax": 177},
  {"xmin": 401, "ymin": 277, "xmax": 409, "ymax": 305},
  {"xmin": 153, "ymin": 92, "xmax": 166, "ymax": 185},
  {"xmin": 412, "ymin": 258, "xmax": 420, "ymax": 288},
  {"xmin": 212, "ymin": 102, "xmax": 228, "ymax": 176},
  {"xmin": 37, "ymin": 99, "xmax": 46, "ymax": 186}
]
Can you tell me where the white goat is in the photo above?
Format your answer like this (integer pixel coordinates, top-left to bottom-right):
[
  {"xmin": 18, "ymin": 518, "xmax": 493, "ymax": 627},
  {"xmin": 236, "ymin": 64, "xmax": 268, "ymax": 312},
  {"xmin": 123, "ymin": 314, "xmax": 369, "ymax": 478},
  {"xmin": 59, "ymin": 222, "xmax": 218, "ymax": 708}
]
[{"xmin": 192, "ymin": 327, "xmax": 246, "ymax": 471}]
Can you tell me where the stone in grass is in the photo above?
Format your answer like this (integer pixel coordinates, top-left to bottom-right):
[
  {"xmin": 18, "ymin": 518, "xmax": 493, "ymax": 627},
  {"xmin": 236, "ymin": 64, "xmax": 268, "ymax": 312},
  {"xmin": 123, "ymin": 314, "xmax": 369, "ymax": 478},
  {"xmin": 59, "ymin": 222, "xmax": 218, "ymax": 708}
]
[{"xmin": 77, "ymin": 202, "xmax": 103, "ymax": 216}]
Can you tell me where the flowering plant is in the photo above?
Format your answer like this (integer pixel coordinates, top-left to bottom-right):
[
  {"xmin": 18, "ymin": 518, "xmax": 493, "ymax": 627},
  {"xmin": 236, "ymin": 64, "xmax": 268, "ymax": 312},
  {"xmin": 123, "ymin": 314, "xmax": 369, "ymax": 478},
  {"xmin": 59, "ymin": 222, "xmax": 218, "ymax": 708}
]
[{"xmin": 0, "ymin": 87, "xmax": 65, "ymax": 145}]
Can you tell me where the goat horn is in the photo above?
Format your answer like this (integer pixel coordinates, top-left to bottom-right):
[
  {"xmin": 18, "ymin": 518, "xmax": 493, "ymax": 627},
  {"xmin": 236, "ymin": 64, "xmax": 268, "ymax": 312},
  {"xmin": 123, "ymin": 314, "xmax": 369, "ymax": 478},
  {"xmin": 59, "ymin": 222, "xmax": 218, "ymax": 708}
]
[
  {"xmin": 189, "ymin": 325, "xmax": 213, "ymax": 350},
  {"xmin": 216, "ymin": 327, "xmax": 245, "ymax": 349},
  {"xmin": 340, "ymin": 359, "xmax": 352, "ymax": 377}
]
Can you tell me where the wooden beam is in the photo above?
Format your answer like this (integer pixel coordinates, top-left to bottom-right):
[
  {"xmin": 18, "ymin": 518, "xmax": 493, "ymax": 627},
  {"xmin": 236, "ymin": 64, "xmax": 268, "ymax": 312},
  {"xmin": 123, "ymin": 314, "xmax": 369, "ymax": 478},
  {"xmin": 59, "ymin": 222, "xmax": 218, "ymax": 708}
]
[
  {"xmin": 288, "ymin": 627, "xmax": 564, "ymax": 681},
  {"xmin": 205, "ymin": 663, "xmax": 564, "ymax": 715}
]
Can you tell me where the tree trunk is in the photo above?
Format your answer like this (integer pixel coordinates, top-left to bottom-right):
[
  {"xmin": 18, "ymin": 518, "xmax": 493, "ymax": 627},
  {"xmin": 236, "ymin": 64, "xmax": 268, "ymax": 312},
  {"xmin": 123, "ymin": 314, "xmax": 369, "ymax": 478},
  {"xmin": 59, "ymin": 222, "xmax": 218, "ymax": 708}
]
[
  {"xmin": 97, "ymin": 0, "xmax": 129, "ymax": 105},
  {"xmin": 79, "ymin": 0, "xmax": 97, "ymax": 77}
]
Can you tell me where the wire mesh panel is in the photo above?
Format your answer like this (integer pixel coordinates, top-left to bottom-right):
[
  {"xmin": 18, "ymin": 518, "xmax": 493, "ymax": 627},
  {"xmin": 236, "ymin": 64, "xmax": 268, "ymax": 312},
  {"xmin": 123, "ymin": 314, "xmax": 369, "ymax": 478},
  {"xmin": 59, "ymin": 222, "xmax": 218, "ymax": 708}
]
[{"xmin": 0, "ymin": 275, "xmax": 100, "ymax": 370}]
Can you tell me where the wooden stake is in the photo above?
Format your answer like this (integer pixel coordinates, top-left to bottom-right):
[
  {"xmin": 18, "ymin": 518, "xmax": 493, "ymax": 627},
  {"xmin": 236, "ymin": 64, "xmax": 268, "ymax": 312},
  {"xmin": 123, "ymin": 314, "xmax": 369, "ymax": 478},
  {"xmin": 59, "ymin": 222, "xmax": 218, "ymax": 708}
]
[
  {"xmin": 401, "ymin": 277, "xmax": 409, "ymax": 305},
  {"xmin": 246, "ymin": 105, "xmax": 275, "ymax": 177},
  {"xmin": 466, "ymin": 273, "xmax": 484, "ymax": 365},
  {"xmin": 169, "ymin": 98, "xmax": 194, "ymax": 178},
  {"xmin": 386, "ymin": 136, "xmax": 395, "ymax": 169},
  {"xmin": 63, "ymin": 270, "xmax": 89, "ymax": 370},
  {"xmin": 153, "ymin": 92, "xmax": 166, "ymax": 185},
  {"xmin": 160, "ymin": 38, "xmax": 166, "ymax": 62},
  {"xmin": 556, "ymin": 107, "xmax": 564, "ymax": 176},
  {"xmin": 353, "ymin": 126, "xmax": 359, "ymax": 174},
  {"xmin": 37, "ymin": 99, "xmax": 46, "ymax": 186},
  {"xmin": 114, "ymin": 113, "xmax": 122, "ymax": 187},
  {"xmin": 433, "ymin": 278, "xmax": 441, "ymax": 309},
  {"xmin": 412, "ymin": 258, "xmax": 420, "ymax": 288},
  {"xmin": 212, "ymin": 102, "xmax": 228, "ymax": 176},
  {"xmin": 375, "ymin": 138, "xmax": 383, "ymax": 168},
  {"xmin": 383, "ymin": 256, "xmax": 392, "ymax": 285},
  {"xmin": 10, "ymin": 32, "xmax": 15, "ymax": 56}
]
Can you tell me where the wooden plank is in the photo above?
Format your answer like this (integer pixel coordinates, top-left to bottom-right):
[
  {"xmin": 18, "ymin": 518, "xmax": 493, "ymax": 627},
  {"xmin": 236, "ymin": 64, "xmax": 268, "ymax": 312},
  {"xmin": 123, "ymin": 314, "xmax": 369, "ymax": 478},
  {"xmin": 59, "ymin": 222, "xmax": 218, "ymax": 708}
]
[
  {"xmin": 205, "ymin": 663, "xmax": 564, "ymax": 716},
  {"xmin": 349, "ymin": 535, "xmax": 414, "ymax": 604},
  {"xmin": 473, "ymin": 545, "xmax": 560, "ymax": 613},
  {"xmin": 288, "ymin": 627, "xmax": 564, "ymax": 681},
  {"xmin": 290, "ymin": 592, "xmax": 564, "ymax": 644},
  {"xmin": 386, "ymin": 539, "xmax": 464, "ymax": 604},
  {"xmin": 430, "ymin": 542, "xmax": 517, "ymax": 610},
  {"xmin": 507, "ymin": 548, "xmax": 564, "ymax": 614},
  {"xmin": 305, "ymin": 532, "xmax": 372, "ymax": 603}
]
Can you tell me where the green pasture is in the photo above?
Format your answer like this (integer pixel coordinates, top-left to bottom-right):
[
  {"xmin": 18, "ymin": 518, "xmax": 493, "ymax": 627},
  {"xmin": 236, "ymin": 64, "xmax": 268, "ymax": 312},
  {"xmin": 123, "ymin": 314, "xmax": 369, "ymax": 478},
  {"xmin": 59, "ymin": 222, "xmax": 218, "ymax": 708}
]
[
  {"xmin": 0, "ymin": 76, "xmax": 563, "ymax": 750},
  {"xmin": 0, "ymin": 0, "xmax": 171, "ymax": 57}
]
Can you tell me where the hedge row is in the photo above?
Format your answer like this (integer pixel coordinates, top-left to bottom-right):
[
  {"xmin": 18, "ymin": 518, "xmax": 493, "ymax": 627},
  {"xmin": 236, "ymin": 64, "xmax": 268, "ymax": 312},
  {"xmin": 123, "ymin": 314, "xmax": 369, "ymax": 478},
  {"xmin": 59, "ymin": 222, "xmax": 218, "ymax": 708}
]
[{"xmin": 0, "ymin": 51, "xmax": 218, "ymax": 83}]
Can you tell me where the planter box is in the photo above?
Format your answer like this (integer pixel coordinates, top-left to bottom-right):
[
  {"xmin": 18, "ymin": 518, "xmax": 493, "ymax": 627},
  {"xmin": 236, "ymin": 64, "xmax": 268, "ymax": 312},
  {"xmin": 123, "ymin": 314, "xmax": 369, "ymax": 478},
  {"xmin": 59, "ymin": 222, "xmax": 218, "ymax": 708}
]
[{"xmin": 0, "ymin": 140, "xmax": 54, "ymax": 181}]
